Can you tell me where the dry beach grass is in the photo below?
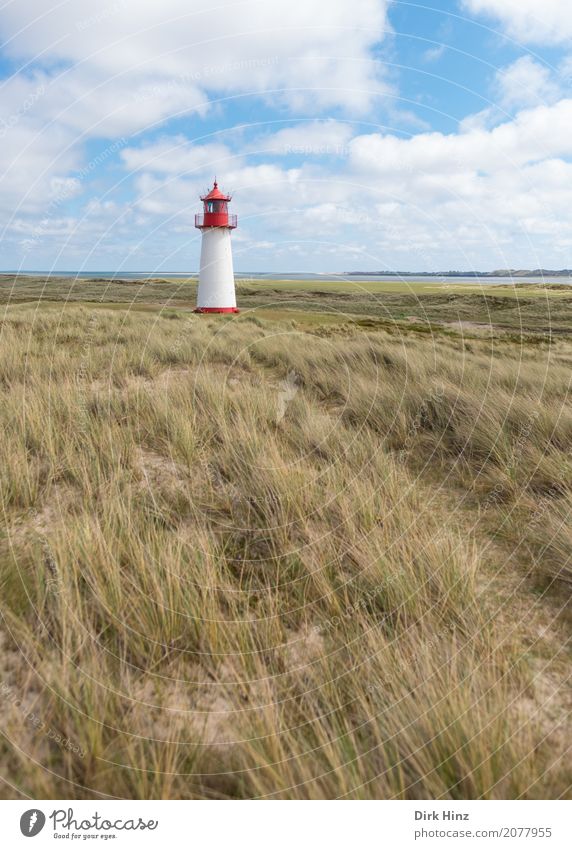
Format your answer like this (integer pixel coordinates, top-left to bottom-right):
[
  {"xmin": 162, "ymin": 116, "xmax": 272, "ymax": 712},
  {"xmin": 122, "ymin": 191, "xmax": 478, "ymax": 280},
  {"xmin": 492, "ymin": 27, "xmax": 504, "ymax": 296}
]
[{"xmin": 0, "ymin": 300, "xmax": 571, "ymax": 799}]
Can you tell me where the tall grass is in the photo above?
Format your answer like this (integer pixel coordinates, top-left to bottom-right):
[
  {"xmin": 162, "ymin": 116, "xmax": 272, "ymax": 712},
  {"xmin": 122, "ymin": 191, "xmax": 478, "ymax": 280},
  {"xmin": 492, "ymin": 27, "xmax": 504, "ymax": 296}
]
[{"xmin": 0, "ymin": 307, "xmax": 570, "ymax": 799}]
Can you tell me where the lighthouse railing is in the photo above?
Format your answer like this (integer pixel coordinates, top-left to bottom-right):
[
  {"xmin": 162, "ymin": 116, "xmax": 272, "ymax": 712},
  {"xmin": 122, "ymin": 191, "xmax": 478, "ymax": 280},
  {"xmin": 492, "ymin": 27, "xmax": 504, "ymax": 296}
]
[{"xmin": 195, "ymin": 213, "xmax": 237, "ymax": 229}]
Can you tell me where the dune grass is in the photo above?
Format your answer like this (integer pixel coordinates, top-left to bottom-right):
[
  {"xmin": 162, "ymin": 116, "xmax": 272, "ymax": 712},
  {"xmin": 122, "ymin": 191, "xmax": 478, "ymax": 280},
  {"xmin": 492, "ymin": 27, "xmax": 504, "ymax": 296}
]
[
  {"xmin": 0, "ymin": 306, "xmax": 570, "ymax": 799},
  {"xmin": 3, "ymin": 274, "xmax": 572, "ymax": 337}
]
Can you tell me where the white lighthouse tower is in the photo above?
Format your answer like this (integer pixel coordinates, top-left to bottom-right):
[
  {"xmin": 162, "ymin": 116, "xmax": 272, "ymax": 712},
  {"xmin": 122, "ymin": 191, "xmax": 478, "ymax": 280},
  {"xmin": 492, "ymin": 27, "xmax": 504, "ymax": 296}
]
[{"xmin": 194, "ymin": 179, "xmax": 238, "ymax": 313}]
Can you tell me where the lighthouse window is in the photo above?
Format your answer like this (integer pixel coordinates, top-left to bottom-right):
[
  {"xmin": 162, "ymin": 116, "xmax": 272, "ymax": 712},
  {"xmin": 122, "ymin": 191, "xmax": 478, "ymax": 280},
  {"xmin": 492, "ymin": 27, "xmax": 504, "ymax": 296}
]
[{"xmin": 205, "ymin": 199, "xmax": 228, "ymax": 214}]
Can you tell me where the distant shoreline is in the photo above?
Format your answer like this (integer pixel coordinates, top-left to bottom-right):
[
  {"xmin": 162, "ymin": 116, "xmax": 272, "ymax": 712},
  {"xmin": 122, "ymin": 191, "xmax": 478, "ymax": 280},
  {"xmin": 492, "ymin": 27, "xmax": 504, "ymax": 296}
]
[
  {"xmin": 344, "ymin": 269, "xmax": 572, "ymax": 278},
  {"xmin": 2, "ymin": 268, "xmax": 571, "ymax": 279}
]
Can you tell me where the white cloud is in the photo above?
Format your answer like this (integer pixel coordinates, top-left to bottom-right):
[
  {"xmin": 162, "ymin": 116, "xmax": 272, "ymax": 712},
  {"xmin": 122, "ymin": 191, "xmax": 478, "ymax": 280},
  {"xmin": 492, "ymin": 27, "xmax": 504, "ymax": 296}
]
[
  {"xmin": 0, "ymin": 117, "xmax": 81, "ymax": 215},
  {"xmin": 355, "ymin": 99, "xmax": 572, "ymax": 176},
  {"xmin": 245, "ymin": 121, "xmax": 355, "ymax": 156},
  {"xmin": 495, "ymin": 56, "xmax": 561, "ymax": 109},
  {"xmin": 6, "ymin": 93, "xmax": 572, "ymax": 270},
  {"xmin": 2, "ymin": 1, "xmax": 572, "ymax": 271},
  {"xmin": 422, "ymin": 45, "xmax": 446, "ymax": 63},
  {"xmin": 0, "ymin": 0, "xmax": 391, "ymax": 243},
  {"xmin": 560, "ymin": 55, "xmax": 572, "ymax": 80},
  {"xmin": 0, "ymin": 1, "xmax": 392, "ymax": 123},
  {"xmin": 459, "ymin": 54, "xmax": 569, "ymax": 133},
  {"xmin": 112, "ymin": 97, "xmax": 572, "ymax": 270},
  {"xmin": 463, "ymin": 0, "xmax": 572, "ymax": 45},
  {"xmin": 121, "ymin": 137, "xmax": 239, "ymax": 176},
  {"xmin": 343, "ymin": 99, "xmax": 572, "ymax": 263}
]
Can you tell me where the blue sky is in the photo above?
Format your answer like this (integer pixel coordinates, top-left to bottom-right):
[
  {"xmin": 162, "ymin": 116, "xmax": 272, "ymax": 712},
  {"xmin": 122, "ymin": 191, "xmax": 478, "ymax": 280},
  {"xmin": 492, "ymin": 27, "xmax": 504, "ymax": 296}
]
[{"xmin": 0, "ymin": 0, "xmax": 571, "ymax": 272}]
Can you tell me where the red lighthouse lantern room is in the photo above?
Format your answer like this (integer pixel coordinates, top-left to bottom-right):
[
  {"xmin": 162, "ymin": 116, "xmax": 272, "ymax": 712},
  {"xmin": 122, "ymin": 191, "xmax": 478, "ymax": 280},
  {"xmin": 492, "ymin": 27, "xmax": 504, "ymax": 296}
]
[{"xmin": 195, "ymin": 180, "xmax": 237, "ymax": 230}]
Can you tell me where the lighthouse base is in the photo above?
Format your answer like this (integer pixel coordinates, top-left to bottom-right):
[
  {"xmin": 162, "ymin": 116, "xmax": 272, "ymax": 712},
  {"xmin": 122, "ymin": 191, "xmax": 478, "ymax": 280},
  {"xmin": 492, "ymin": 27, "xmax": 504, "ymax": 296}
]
[{"xmin": 194, "ymin": 307, "xmax": 239, "ymax": 314}]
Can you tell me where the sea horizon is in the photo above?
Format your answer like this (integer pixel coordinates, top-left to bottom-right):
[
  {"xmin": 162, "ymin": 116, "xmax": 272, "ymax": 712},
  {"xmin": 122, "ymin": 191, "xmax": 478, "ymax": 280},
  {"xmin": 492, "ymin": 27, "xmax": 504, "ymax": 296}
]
[{"xmin": 2, "ymin": 269, "xmax": 572, "ymax": 284}]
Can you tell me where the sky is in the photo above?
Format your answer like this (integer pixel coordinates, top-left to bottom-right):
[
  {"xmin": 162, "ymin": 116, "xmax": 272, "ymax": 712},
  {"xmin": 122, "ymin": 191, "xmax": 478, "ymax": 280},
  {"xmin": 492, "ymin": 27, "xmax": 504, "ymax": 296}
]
[{"xmin": 0, "ymin": 0, "xmax": 571, "ymax": 273}]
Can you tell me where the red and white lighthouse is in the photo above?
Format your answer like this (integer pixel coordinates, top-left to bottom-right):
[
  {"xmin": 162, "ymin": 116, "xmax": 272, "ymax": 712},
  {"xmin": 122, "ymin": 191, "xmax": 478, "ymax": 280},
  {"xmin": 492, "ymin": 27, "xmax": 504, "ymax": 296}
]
[{"xmin": 194, "ymin": 180, "xmax": 238, "ymax": 313}]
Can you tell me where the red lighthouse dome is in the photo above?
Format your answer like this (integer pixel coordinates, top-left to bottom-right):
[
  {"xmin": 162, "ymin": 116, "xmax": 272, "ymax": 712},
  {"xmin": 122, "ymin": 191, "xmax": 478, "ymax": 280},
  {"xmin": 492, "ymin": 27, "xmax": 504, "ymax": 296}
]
[{"xmin": 195, "ymin": 180, "xmax": 237, "ymax": 230}]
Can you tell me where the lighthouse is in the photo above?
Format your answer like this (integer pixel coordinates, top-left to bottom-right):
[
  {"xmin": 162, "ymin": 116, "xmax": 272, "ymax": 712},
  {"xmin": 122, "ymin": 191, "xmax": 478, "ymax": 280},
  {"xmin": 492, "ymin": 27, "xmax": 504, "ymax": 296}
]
[{"xmin": 194, "ymin": 180, "xmax": 238, "ymax": 313}]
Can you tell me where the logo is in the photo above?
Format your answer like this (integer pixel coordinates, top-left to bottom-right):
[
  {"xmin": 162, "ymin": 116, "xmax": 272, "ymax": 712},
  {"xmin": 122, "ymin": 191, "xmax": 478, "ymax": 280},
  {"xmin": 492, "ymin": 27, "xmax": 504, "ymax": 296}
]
[{"xmin": 20, "ymin": 809, "xmax": 46, "ymax": 837}]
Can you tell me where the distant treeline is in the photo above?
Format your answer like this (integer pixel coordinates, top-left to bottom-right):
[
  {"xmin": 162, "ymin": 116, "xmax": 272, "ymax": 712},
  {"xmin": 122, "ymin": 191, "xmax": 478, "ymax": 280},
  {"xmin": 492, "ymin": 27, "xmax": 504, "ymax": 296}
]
[{"xmin": 345, "ymin": 269, "xmax": 572, "ymax": 277}]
